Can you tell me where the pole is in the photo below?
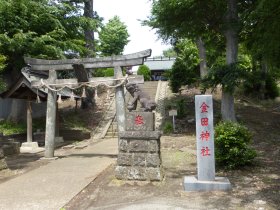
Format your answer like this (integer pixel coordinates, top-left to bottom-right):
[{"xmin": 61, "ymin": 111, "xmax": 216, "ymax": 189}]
[
  {"xmin": 44, "ymin": 70, "xmax": 57, "ymax": 158},
  {"xmin": 114, "ymin": 66, "xmax": 126, "ymax": 133},
  {"xmin": 172, "ymin": 115, "xmax": 176, "ymax": 133},
  {"xmin": 26, "ymin": 100, "xmax": 32, "ymax": 143}
]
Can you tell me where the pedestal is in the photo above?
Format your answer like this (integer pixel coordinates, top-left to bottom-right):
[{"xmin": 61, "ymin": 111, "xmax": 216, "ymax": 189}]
[
  {"xmin": 183, "ymin": 176, "xmax": 232, "ymax": 191},
  {"xmin": 20, "ymin": 142, "xmax": 45, "ymax": 153},
  {"xmin": 115, "ymin": 112, "xmax": 163, "ymax": 181}
]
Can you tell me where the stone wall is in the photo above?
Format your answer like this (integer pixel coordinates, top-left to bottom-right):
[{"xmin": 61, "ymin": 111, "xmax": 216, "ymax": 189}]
[
  {"xmin": 115, "ymin": 112, "xmax": 163, "ymax": 181},
  {"xmin": 0, "ymin": 148, "xmax": 7, "ymax": 170}
]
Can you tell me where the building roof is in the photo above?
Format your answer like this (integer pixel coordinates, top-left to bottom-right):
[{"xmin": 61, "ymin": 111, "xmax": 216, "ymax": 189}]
[
  {"xmin": 144, "ymin": 57, "xmax": 175, "ymax": 71},
  {"xmin": 0, "ymin": 67, "xmax": 79, "ymax": 100}
]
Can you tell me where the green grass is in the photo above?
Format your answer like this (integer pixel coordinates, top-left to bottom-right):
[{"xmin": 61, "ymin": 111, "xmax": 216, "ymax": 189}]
[
  {"xmin": 61, "ymin": 111, "xmax": 90, "ymax": 132},
  {"xmin": 0, "ymin": 120, "xmax": 26, "ymax": 135}
]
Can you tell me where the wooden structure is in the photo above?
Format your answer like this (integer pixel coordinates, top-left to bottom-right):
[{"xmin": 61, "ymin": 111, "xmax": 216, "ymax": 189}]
[
  {"xmin": 25, "ymin": 49, "xmax": 152, "ymax": 158},
  {"xmin": 0, "ymin": 68, "xmax": 76, "ymax": 153}
]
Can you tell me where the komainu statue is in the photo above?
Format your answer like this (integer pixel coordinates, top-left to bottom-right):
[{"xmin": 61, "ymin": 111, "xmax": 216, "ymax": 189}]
[{"xmin": 125, "ymin": 83, "xmax": 157, "ymax": 112}]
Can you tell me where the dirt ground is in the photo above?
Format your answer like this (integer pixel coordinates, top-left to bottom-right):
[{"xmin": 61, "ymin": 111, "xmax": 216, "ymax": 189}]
[
  {"xmin": 63, "ymin": 90, "xmax": 280, "ymax": 210},
  {"xmin": 0, "ymin": 88, "xmax": 279, "ymax": 210}
]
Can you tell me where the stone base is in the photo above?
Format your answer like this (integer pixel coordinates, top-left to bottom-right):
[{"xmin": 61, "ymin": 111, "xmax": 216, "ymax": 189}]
[
  {"xmin": 116, "ymin": 130, "xmax": 162, "ymax": 181},
  {"xmin": 0, "ymin": 148, "xmax": 7, "ymax": 170},
  {"xmin": 115, "ymin": 166, "xmax": 163, "ymax": 181},
  {"xmin": 40, "ymin": 156, "xmax": 59, "ymax": 160},
  {"xmin": 55, "ymin": 136, "xmax": 64, "ymax": 144},
  {"xmin": 183, "ymin": 176, "xmax": 232, "ymax": 191},
  {"xmin": 20, "ymin": 142, "xmax": 45, "ymax": 153},
  {"xmin": 0, "ymin": 159, "xmax": 7, "ymax": 170}
]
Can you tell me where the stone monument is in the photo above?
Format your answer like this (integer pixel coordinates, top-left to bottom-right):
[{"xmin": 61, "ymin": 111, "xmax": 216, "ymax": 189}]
[
  {"xmin": 183, "ymin": 95, "xmax": 231, "ymax": 191},
  {"xmin": 115, "ymin": 84, "xmax": 162, "ymax": 181}
]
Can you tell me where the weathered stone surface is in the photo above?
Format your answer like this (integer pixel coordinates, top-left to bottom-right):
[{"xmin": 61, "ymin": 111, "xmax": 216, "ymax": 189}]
[
  {"xmin": 133, "ymin": 153, "xmax": 146, "ymax": 166},
  {"xmin": 115, "ymin": 110, "xmax": 162, "ymax": 181},
  {"xmin": 119, "ymin": 131, "xmax": 161, "ymax": 140},
  {"xmin": 146, "ymin": 154, "xmax": 160, "ymax": 167},
  {"xmin": 25, "ymin": 49, "xmax": 152, "ymax": 71},
  {"xmin": 0, "ymin": 148, "xmax": 4, "ymax": 158},
  {"xmin": 2, "ymin": 144, "xmax": 20, "ymax": 156},
  {"xmin": 115, "ymin": 166, "xmax": 129, "ymax": 179},
  {"xmin": 115, "ymin": 166, "xmax": 148, "ymax": 180},
  {"xmin": 119, "ymin": 139, "xmax": 128, "ymax": 152},
  {"xmin": 149, "ymin": 140, "xmax": 159, "ymax": 152},
  {"xmin": 0, "ymin": 148, "xmax": 7, "ymax": 170},
  {"xmin": 129, "ymin": 140, "xmax": 148, "ymax": 152},
  {"xmin": 126, "ymin": 112, "xmax": 155, "ymax": 131},
  {"xmin": 127, "ymin": 167, "xmax": 147, "ymax": 180},
  {"xmin": 0, "ymin": 159, "xmax": 7, "ymax": 170},
  {"xmin": 146, "ymin": 167, "xmax": 162, "ymax": 181},
  {"xmin": 117, "ymin": 153, "xmax": 133, "ymax": 166}
]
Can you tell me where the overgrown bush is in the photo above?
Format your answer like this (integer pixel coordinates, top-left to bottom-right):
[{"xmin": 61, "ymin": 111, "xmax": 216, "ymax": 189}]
[
  {"xmin": 176, "ymin": 98, "xmax": 187, "ymax": 119},
  {"xmin": 215, "ymin": 121, "xmax": 257, "ymax": 169},
  {"xmin": 0, "ymin": 120, "xmax": 26, "ymax": 135},
  {"xmin": 137, "ymin": 65, "xmax": 151, "ymax": 81},
  {"xmin": 92, "ymin": 68, "xmax": 114, "ymax": 77},
  {"xmin": 163, "ymin": 121, "xmax": 173, "ymax": 134},
  {"xmin": 241, "ymin": 71, "xmax": 279, "ymax": 99},
  {"xmin": 169, "ymin": 39, "xmax": 200, "ymax": 93}
]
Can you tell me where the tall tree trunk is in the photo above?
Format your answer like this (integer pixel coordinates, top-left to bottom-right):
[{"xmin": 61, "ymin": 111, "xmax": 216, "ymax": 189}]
[
  {"xmin": 260, "ymin": 58, "xmax": 268, "ymax": 100},
  {"xmin": 82, "ymin": 0, "xmax": 95, "ymax": 108},
  {"xmin": 222, "ymin": 0, "xmax": 238, "ymax": 121},
  {"xmin": 84, "ymin": 0, "xmax": 95, "ymax": 56},
  {"xmin": 196, "ymin": 37, "xmax": 207, "ymax": 78}
]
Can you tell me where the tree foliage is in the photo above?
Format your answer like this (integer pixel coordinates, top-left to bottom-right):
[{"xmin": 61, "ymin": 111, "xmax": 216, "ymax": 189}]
[
  {"xmin": 98, "ymin": 16, "xmax": 129, "ymax": 56},
  {"xmin": 0, "ymin": 0, "xmax": 102, "ymax": 88},
  {"xmin": 169, "ymin": 39, "xmax": 200, "ymax": 92},
  {"xmin": 162, "ymin": 48, "xmax": 177, "ymax": 58},
  {"xmin": 137, "ymin": 65, "xmax": 151, "ymax": 81}
]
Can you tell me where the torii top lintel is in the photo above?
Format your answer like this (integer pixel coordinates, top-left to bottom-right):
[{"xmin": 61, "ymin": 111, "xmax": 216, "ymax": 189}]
[{"xmin": 24, "ymin": 49, "xmax": 152, "ymax": 71}]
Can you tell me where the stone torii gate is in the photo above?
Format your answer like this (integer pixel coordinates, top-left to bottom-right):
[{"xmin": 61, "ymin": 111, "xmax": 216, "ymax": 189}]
[{"xmin": 25, "ymin": 49, "xmax": 152, "ymax": 158}]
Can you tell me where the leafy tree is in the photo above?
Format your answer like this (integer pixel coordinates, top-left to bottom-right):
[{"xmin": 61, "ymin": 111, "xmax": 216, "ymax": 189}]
[
  {"xmin": 242, "ymin": 0, "xmax": 280, "ymax": 69},
  {"xmin": 137, "ymin": 65, "xmax": 151, "ymax": 81},
  {"xmin": 169, "ymin": 39, "xmax": 200, "ymax": 92},
  {"xmin": 0, "ymin": 0, "xmax": 100, "ymax": 88},
  {"xmin": 63, "ymin": 0, "xmax": 104, "ymax": 57},
  {"xmin": 0, "ymin": 55, "xmax": 7, "ymax": 91},
  {"xmin": 145, "ymin": 0, "xmax": 252, "ymax": 121},
  {"xmin": 98, "ymin": 16, "xmax": 129, "ymax": 56},
  {"xmin": 163, "ymin": 48, "xmax": 177, "ymax": 58},
  {"xmin": 240, "ymin": 0, "xmax": 280, "ymax": 99}
]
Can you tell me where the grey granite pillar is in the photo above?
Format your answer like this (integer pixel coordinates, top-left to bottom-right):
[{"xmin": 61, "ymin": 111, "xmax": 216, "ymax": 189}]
[
  {"xmin": 183, "ymin": 95, "xmax": 231, "ymax": 191},
  {"xmin": 114, "ymin": 66, "xmax": 125, "ymax": 133},
  {"xmin": 44, "ymin": 70, "xmax": 57, "ymax": 158},
  {"xmin": 27, "ymin": 100, "xmax": 32, "ymax": 143}
]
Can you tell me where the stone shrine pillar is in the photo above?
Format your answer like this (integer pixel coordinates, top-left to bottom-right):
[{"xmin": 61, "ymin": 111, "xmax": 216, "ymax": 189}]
[
  {"xmin": 115, "ymin": 112, "xmax": 162, "ymax": 181},
  {"xmin": 183, "ymin": 95, "xmax": 231, "ymax": 191}
]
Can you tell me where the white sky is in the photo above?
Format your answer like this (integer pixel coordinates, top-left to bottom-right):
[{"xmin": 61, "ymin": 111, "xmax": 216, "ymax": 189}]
[{"xmin": 94, "ymin": 0, "xmax": 171, "ymax": 57}]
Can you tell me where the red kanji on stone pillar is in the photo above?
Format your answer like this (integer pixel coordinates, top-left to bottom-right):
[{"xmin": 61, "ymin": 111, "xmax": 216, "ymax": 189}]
[
  {"xmin": 201, "ymin": 118, "xmax": 209, "ymax": 126},
  {"xmin": 200, "ymin": 102, "xmax": 209, "ymax": 113},
  {"xmin": 201, "ymin": 146, "xmax": 211, "ymax": 156},
  {"xmin": 135, "ymin": 115, "xmax": 144, "ymax": 125},
  {"xmin": 200, "ymin": 131, "xmax": 210, "ymax": 141}
]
